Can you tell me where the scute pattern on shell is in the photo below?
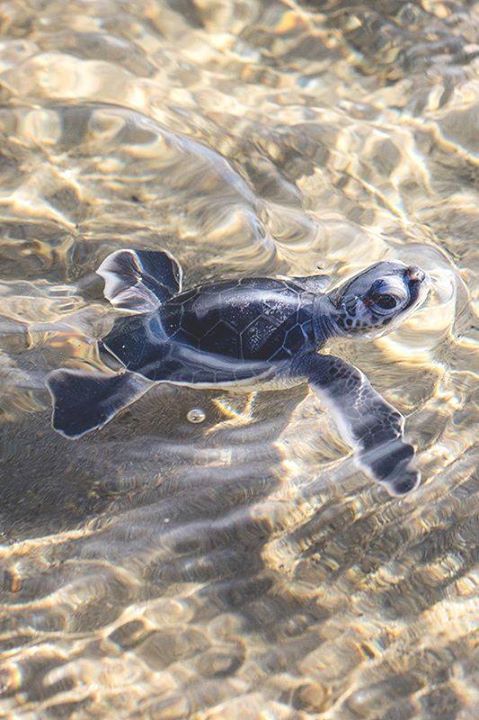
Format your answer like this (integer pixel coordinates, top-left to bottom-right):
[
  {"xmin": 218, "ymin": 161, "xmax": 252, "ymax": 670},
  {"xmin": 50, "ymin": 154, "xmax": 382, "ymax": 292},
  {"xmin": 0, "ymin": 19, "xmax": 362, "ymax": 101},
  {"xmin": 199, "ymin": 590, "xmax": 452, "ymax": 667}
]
[{"xmin": 158, "ymin": 277, "xmax": 315, "ymax": 364}]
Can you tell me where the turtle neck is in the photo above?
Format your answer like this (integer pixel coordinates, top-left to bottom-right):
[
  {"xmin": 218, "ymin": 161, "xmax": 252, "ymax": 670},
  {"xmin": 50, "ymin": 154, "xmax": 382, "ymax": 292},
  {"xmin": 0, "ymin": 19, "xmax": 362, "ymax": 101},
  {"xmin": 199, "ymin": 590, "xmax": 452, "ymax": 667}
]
[{"xmin": 312, "ymin": 294, "xmax": 342, "ymax": 345}]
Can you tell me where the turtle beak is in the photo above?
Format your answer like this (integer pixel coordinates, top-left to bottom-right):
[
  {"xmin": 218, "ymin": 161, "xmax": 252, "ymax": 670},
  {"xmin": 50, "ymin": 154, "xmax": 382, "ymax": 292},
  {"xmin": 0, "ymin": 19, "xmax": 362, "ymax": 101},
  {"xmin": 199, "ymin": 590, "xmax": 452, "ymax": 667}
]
[
  {"xmin": 404, "ymin": 265, "xmax": 429, "ymax": 309},
  {"xmin": 405, "ymin": 266, "xmax": 426, "ymax": 284}
]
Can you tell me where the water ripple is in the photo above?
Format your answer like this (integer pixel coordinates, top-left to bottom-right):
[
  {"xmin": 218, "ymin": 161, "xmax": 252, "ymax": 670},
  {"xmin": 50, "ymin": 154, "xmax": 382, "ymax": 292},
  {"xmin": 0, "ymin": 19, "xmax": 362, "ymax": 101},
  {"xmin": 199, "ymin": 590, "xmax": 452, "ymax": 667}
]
[{"xmin": 0, "ymin": 1, "xmax": 478, "ymax": 719}]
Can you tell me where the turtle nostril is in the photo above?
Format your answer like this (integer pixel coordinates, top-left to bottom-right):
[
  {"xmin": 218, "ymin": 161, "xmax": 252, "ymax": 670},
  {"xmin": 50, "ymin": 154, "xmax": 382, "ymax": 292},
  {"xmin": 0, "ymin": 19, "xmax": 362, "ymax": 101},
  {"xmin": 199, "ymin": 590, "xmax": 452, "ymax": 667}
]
[{"xmin": 406, "ymin": 266, "xmax": 425, "ymax": 283}]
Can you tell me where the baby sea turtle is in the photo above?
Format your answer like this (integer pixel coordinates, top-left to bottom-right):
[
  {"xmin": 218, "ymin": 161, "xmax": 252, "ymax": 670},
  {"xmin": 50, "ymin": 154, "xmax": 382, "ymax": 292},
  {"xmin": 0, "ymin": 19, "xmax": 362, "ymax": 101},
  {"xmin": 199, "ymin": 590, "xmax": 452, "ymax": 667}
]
[{"xmin": 47, "ymin": 248, "xmax": 429, "ymax": 495}]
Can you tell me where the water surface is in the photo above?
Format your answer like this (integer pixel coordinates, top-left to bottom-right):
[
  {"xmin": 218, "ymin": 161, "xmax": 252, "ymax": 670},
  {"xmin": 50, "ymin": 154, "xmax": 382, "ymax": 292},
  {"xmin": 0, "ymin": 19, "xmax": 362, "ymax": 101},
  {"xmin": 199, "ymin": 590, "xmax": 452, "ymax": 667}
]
[{"xmin": 0, "ymin": 1, "xmax": 478, "ymax": 718}]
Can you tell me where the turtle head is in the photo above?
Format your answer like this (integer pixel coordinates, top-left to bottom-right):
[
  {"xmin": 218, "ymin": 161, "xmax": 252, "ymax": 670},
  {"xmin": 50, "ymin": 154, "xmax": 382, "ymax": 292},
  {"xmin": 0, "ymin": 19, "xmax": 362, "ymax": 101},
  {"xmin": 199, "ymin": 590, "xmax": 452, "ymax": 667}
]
[{"xmin": 326, "ymin": 261, "xmax": 429, "ymax": 339}]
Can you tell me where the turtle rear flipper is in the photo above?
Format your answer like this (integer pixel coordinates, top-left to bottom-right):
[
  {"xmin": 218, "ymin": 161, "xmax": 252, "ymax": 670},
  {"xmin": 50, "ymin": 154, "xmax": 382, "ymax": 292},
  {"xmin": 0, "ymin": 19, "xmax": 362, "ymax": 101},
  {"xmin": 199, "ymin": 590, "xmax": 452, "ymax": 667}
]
[
  {"xmin": 97, "ymin": 248, "xmax": 182, "ymax": 313},
  {"xmin": 46, "ymin": 369, "xmax": 151, "ymax": 438}
]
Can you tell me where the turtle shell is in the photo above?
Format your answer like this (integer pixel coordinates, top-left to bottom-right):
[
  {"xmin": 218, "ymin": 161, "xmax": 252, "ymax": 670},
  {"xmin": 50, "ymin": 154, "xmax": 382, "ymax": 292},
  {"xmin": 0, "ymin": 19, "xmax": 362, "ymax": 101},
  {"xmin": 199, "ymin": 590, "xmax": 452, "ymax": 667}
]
[{"xmin": 159, "ymin": 277, "xmax": 315, "ymax": 362}]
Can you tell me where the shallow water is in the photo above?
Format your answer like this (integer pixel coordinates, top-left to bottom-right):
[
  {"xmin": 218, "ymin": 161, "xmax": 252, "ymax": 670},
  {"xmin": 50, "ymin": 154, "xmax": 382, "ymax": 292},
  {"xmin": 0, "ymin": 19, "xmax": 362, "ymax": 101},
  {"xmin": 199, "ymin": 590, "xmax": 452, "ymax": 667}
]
[{"xmin": 0, "ymin": 1, "xmax": 478, "ymax": 718}]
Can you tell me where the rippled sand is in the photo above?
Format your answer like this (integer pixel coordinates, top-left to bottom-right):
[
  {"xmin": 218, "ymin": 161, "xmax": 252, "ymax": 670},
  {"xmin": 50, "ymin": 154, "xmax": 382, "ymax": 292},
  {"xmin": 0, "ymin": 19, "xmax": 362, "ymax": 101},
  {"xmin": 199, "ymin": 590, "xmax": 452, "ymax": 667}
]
[{"xmin": 0, "ymin": 1, "xmax": 478, "ymax": 718}]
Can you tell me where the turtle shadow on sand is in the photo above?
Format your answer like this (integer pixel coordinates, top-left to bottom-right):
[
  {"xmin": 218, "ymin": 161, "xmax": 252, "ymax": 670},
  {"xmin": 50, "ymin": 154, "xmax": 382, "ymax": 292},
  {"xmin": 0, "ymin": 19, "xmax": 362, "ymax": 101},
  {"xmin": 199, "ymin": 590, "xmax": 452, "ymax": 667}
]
[
  {"xmin": 0, "ymin": 377, "xmax": 326, "ymax": 657},
  {"xmin": 0, "ymin": 379, "xmax": 306, "ymax": 542}
]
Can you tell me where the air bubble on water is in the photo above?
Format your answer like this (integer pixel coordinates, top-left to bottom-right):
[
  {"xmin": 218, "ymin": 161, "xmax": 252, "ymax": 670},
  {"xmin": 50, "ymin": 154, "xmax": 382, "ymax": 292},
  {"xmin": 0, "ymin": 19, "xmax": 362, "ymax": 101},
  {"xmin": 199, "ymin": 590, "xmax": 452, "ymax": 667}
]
[{"xmin": 187, "ymin": 408, "xmax": 206, "ymax": 424}]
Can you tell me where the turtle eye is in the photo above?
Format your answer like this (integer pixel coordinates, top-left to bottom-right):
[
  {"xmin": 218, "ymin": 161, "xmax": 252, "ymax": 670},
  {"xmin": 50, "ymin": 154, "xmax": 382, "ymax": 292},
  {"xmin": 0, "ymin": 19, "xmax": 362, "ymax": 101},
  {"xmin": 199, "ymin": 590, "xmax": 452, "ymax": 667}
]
[{"xmin": 371, "ymin": 293, "xmax": 398, "ymax": 310}]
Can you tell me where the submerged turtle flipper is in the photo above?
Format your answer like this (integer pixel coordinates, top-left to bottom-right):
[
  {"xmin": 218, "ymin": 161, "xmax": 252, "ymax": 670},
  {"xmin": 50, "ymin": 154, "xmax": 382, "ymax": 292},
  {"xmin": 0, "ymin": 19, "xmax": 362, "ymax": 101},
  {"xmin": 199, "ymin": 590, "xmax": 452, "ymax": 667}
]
[
  {"xmin": 97, "ymin": 248, "xmax": 182, "ymax": 312},
  {"xmin": 47, "ymin": 369, "xmax": 151, "ymax": 438},
  {"xmin": 291, "ymin": 352, "xmax": 420, "ymax": 496}
]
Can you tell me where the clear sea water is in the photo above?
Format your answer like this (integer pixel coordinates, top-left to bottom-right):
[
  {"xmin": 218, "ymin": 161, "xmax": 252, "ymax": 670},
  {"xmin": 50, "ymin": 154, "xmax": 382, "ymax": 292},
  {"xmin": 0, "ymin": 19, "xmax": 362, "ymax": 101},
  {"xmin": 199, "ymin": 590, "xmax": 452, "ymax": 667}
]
[{"xmin": 0, "ymin": 1, "xmax": 478, "ymax": 718}]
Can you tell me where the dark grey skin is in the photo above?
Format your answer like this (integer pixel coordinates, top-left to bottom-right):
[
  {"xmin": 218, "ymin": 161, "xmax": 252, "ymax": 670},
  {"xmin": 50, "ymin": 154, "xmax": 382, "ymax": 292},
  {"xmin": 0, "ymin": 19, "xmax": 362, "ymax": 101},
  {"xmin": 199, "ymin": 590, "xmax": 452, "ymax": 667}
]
[{"xmin": 47, "ymin": 249, "xmax": 429, "ymax": 496}]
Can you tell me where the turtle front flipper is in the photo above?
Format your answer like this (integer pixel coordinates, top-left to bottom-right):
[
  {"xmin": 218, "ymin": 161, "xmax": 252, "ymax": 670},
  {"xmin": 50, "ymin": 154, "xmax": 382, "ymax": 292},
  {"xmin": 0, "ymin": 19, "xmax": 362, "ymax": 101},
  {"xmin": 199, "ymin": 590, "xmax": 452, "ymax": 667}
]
[
  {"xmin": 47, "ymin": 369, "xmax": 152, "ymax": 438},
  {"xmin": 97, "ymin": 248, "xmax": 182, "ymax": 313},
  {"xmin": 291, "ymin": 352, "xmax": 420, "ymax": 496}
]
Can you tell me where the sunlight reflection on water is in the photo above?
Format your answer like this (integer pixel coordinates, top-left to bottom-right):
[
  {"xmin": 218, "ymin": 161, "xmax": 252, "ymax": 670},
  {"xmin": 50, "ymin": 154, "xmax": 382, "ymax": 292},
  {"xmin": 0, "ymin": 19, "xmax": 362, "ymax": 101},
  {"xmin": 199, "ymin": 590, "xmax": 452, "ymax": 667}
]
[{"xmin": 0, "ymin": 1, "xmax": 478, "ymax": 718}]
